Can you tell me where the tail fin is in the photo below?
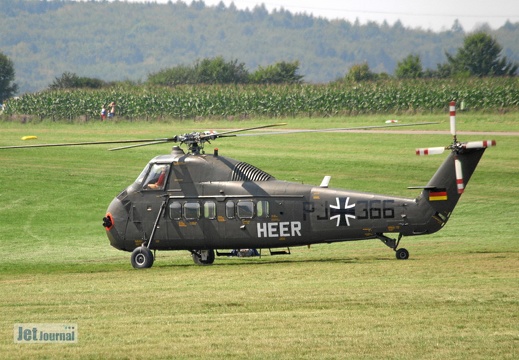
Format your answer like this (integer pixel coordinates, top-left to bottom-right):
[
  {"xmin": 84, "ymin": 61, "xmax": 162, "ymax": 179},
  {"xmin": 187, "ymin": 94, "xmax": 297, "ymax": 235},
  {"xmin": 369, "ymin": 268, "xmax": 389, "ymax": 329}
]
[
  {"xmin": 410, "ymin": 101, "xmax": 496, "ymax": 235},
  {"xmin": 406, "ymin": 147, "xmax": 489, "ymax": 236},
  {"xmin": 420, "ymin": 147, "xmax": 486, "ymax": 215}
]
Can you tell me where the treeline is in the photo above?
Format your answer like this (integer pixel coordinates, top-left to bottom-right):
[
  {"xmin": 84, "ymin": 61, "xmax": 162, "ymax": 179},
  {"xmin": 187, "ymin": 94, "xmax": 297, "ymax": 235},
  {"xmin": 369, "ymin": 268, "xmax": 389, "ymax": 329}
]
[
  {"xmin": 3, "ymin": 31, "xmax": 518, "ymax": 121},
  {"xmin": 48, "ymin": 58, "xmax": 303, "ymax": 90},
  {"xmin": 4, "ymin": 78, "xmax": 518, "ymax": 122},
  {"xmin": 2, "ymin": 0, "xmax": 519, "ymax": 94},
  {"xmin": 43, "ymin": 32, "xmax": 518, "ymax": 92}
]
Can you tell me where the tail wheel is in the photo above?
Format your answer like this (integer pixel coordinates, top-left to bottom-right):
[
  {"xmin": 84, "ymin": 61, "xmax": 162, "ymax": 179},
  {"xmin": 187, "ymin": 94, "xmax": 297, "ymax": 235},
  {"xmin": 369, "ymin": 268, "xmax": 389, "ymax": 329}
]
[
  {"xmin": 131, "ymin": 246, "xmax": 154, "ymax": 269},
  {"xmin": 192, "ymin": 249, "xmax": 215, "ymax": 265},
  {"xmin": 395, "ymin": 248, "xmax": 409, "ymax": 260}
]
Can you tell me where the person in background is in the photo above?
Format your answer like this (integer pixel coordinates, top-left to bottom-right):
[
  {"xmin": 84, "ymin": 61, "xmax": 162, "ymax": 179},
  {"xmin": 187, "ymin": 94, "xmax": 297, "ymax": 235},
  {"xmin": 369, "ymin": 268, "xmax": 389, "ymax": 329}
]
[
  {"xmin": 100, "ymin": 104, "xmax": 107, "ymax": 121},
  {"xmin": 108, "ymin": 101, "xmax": 116, "ymax": 119}
]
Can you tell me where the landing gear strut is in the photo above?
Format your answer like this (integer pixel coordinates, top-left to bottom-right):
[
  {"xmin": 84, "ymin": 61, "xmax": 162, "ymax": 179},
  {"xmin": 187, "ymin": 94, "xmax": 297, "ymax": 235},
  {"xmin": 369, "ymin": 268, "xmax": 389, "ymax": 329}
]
[
  {"xmin": 131, "ymin": 198, "xmax": 168, "ymax": 269},
  {"xmin": 377, "ymin": 233, "xmax": 409, "ymax": 260}
]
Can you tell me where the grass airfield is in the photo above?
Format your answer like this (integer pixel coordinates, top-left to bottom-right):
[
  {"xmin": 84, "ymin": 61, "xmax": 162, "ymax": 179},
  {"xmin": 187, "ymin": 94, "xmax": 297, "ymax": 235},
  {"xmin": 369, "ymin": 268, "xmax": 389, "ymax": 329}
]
[{"xmin": 0, "ymin": 113, "xmax": 518, "ymax": 359}]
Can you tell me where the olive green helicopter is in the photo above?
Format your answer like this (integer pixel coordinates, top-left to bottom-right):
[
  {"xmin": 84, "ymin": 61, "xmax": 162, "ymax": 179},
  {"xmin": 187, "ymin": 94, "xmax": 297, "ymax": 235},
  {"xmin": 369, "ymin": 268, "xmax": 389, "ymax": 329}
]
[{"xmin": 1, "ymin": 101, "xmax": 495, "ymax": 268}]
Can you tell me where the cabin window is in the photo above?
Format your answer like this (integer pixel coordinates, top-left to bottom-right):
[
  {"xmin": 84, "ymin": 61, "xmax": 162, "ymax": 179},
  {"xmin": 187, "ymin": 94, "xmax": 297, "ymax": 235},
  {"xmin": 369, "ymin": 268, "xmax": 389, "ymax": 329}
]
[
  {"xmin": 169, "ymin": 201, "xmax": 182, "ymax": 220},
  {"xmin": 257, "ymin": 200, "xmax": 270, "ymax": 218},
  {"xmin": 204, "ymin": 201, "xmax": 216, "ymax": 219},
  {"xmin": 183, "ymin": 202, "xmax": 200, "ymax": 220},
  {"xmin": 225, "ymin": 201, "xmax": 235, "ymax": 219},
  {"xmin": 237, "ymin": 201, "xmax": 254, "ymax": 219}
]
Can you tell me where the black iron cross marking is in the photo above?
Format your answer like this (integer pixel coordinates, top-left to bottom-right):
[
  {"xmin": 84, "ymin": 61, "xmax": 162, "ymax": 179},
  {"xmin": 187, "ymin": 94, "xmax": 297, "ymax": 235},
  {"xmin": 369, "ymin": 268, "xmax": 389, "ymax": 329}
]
[{"xmin": 330, "ymin": 197, "xmax": 356, "ymax": 226}]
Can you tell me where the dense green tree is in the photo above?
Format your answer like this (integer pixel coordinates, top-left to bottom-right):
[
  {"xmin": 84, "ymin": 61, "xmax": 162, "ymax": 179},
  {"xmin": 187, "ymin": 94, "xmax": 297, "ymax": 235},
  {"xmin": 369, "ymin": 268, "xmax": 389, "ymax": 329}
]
[
  {"xmin": 147, "ymin": 57, "xmax": 249, "ymax": 85},
  {"xmin": 345, "ymin": 62, "xmax": 377, "ymax": 82},
  {"xmin": 194, "ymin": 57, "xmax": 249, "ymax": 84},
  {"xmin": 445, "ymin": 32, "xmax": 518, "ymax": 76},
  {"xmin": 49, "ymin": 72, "xmax": 106, "ymax": 90},
  {"xmin": 0, "ymin": 52, "xmax": 18, "ymax": 102},
  {"xmin": 249, "ymin": 61, "xmax": 303, "ymax": 84},
  {"xmin": 395, "ymin": 54, "xmax": 423, "ymax": 79},
  {"xmin": 422, "ymin": 61, "xmax": 459, "ymax": 78},
  {"xmin": 147, "ymin": 65, "xmax": 196, "ymax": 86}
]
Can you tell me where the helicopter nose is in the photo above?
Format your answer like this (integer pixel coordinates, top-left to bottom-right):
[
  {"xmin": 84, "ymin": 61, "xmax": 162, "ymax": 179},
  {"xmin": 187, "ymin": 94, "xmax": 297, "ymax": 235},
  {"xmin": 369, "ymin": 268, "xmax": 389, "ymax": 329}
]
[{"xmin": 103, "ymin": 197, "xmax": 127, "ymax": 251}]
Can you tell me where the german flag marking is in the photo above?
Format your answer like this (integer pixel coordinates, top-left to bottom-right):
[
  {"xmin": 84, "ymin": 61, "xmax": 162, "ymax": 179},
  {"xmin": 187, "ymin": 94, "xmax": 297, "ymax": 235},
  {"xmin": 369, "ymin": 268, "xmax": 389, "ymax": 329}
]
[{"xmin": 429, "ymin": 191, "xmax": 447, "ymax": 201}]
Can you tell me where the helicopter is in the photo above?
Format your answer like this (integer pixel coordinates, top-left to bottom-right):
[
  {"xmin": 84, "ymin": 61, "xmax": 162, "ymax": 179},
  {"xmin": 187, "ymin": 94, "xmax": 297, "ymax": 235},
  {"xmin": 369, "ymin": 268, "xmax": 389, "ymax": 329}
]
[{"xmin": 0, "ymin": 101, "xmax": 495, "ymax": 269}]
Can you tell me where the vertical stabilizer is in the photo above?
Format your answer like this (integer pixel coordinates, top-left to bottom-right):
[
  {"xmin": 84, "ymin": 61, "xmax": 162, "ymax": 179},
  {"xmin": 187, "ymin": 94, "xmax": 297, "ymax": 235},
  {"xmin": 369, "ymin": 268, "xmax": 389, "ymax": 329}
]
[
  {"xmin": 420, "ymin": 147, "xmax": 486, "ymax": 215},
  {"xmin": 413, "ymin": 101, "xmax": 496, "ymax": 232}
]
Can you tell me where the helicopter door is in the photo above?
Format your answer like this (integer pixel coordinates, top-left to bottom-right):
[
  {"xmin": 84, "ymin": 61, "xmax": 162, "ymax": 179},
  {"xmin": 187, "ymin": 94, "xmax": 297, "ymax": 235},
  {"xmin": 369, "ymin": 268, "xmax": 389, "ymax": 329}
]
[
  {"xmin": 221, "ymin": 199, "xmax": 256, "ymax": 248},
  {"xmin": 131, "ymin": 163, "xmax": 171, "ymax": 245}
]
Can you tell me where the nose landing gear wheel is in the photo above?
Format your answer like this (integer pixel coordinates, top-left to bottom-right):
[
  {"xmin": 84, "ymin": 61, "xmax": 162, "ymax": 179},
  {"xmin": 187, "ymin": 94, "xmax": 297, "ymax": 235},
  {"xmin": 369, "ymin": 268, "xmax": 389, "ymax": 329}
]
[
  {"xmin": 131, "ymin": 246, "xmax": 154, "ymax": 269},
  {"xmin": 395, "ymin": 248, "xmax": 409, "ymax": 260}
]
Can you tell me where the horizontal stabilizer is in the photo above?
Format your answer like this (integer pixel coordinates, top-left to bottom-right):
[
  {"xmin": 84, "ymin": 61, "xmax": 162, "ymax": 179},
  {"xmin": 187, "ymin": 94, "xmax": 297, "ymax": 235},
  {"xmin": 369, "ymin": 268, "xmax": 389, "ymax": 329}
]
[{"xmin": 407, "ymin": 185, "xmax": 438, "ymax": 190}]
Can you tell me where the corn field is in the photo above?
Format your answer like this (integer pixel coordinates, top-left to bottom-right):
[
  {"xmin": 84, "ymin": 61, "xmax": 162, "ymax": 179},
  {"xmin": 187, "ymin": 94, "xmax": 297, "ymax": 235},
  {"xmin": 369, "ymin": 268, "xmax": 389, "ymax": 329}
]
[{"xmin": 3, "ymin": 78, "xmax": 519, "ymax": 121}]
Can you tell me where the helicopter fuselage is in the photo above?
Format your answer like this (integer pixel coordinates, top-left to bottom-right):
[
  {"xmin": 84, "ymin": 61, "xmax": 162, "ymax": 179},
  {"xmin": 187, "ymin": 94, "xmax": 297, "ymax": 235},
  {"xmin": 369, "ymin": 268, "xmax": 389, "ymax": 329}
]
[
  {"xmin": 0, "ymin": 109, "xmax": 494, "ymax": 268},
  {"xmin": 104, "ymin": 146, "xmax": 453, "ymax": 255}
]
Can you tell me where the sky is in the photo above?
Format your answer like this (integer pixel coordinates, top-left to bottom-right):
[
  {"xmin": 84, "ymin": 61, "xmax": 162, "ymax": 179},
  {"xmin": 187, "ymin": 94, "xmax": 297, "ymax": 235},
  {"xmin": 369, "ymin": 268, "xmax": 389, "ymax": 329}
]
[{"xmin": 134, "ymin": 0, "xmax": 519, "ymax": 32}]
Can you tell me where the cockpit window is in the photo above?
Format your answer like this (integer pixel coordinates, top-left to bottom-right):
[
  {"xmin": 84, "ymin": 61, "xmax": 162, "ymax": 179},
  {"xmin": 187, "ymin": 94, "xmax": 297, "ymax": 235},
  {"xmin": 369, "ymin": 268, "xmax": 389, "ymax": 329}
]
[
  {"xmin": 135, "ymin": 164, "xmax": 151, "ymax": 185},
  {"xmin": 143, "ymin": 164, "xmax": 170, "ymax": 190}
]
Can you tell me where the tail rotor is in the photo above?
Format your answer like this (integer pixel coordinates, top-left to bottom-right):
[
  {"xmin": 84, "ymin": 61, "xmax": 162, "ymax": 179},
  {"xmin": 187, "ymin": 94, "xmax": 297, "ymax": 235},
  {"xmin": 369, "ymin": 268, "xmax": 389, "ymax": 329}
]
[{"xmin": 415, "ymin": 101, "xmax": 496, "ymax": 195}]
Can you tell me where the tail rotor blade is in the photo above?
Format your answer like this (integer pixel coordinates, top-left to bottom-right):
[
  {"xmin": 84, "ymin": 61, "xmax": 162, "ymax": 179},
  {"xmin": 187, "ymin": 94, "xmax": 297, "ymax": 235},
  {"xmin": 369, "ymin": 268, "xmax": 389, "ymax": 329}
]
[
  {"xmin": 454, "ymin": 156, "xmax": 464, "ymax": 194},
  {"xmin": 463, "ymin": 140, "xmax": 496, "ymax": 149},
  {"xmin": 416, "ymin": 147, "xmax": 445, "ymax": 156},
  {"xmin": 449, "ymin": 101, "xmax": 457, "ymax": 138}
]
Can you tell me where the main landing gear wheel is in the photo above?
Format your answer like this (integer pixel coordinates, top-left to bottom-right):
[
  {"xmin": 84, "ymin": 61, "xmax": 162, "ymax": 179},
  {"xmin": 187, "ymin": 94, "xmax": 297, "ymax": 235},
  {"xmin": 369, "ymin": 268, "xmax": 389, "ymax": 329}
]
[
  {"xmin": 192, "ymin": 249, "xmax": 215, "ymax": 266},
  {"xmin": 395, "ymin": 248, "xmax": 409, "ymax": 260},
  {"xmin": 131, "ymin": 246, "xmax": 154, "ymax": 269},
  {"xmin": 377, "ymin": 234, "xmax": 410, "ymax": 260}
]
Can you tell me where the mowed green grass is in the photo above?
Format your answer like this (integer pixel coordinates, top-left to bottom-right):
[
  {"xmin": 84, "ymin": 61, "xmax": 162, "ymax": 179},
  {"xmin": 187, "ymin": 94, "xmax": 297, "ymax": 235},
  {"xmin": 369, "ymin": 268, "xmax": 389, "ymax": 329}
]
[{"xmin": 1, "ymin": 113, "xmax": 518, "ymax": 359}]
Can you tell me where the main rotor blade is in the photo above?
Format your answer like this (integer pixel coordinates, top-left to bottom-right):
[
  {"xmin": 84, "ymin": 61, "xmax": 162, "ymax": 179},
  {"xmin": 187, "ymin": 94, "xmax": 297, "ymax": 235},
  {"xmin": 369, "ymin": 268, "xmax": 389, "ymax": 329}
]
[
  {"xmin": 109, "ymin": 140, "xmax": 172, "ymax": 151},
  {"xmin": 0, "ymin": 124, "xmax": 287, "ymax": 150},
  {"xmin": 0, "ymin": 138, "xmax": 168, "ymax": 150},
  {"xmin": 234, "ymin": 122, "xmax": 439, "ymax": 137},
  {"xmin": 201, "ymin": 123, "xmax": 288, "ymax": 139}
]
